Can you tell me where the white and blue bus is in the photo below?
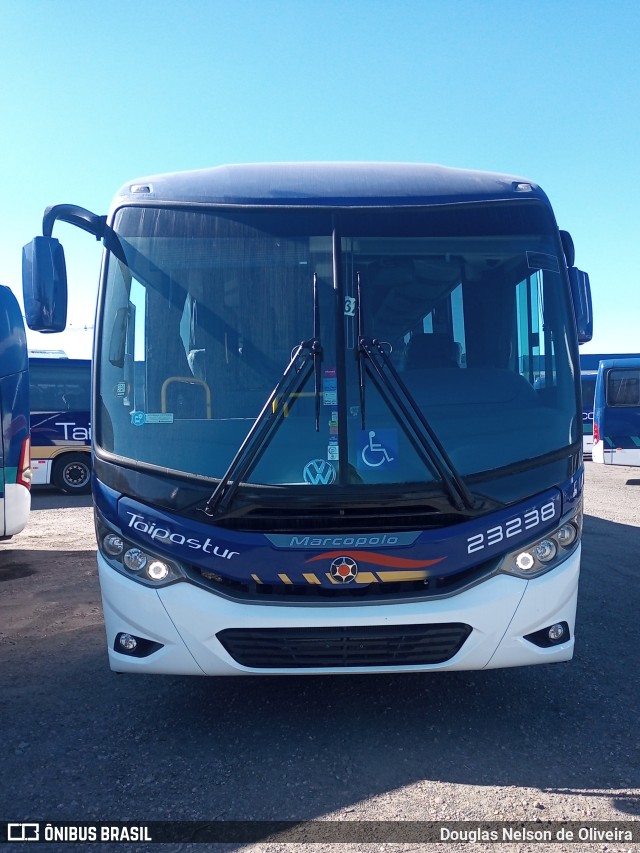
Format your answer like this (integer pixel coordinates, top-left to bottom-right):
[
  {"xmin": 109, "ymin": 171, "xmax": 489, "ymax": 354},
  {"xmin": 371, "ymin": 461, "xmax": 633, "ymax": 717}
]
[
  {"xmin": 29, "ymin": 356, "xmax": 92, "ymax": 494},
  {"xmin": 0, "ymin": 285, "xmax": 31, "ymax": 539},
  {"xmin": 592, "ymin": 357, "xmax": 640, "ymax": 466},
  {"xmin": 579, "ymin": 353, "xmax": 640, "ymax": 457},
  {"xmin": 22, "ymin": 163, "xmax": 593, "ymax": 674}
]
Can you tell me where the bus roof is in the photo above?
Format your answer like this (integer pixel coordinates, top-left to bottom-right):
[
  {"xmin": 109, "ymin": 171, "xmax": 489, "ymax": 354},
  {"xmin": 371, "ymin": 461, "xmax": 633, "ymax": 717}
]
[
  {"xmin": 597, "ymin": 357, "xmax": 640, "ymax": 371},
  {"xmin": 28, "ymin": 356, "xmax": 91, "ymax": 367},
  {"xmin": 111, "ymin": 162, "xmax": 550, "ymax": 210},
  {"xmin": 579, "ymin": 352, "xmax": 640, "ymax": 370}
]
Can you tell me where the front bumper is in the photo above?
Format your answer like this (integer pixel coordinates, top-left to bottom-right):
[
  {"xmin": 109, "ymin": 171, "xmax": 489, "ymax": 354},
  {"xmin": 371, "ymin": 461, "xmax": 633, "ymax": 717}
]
[{"xmin": 97, "ymin": 546, "xmax": 580, "ymax": 675}]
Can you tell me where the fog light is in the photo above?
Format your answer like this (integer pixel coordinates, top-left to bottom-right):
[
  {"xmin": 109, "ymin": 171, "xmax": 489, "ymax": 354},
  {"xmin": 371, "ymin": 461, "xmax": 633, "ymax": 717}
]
[
  {"xmin": 524, "ymin": 621, "xmax": 570, "ymax": 648},
  {"xmin": 124, "ymin": 548, "xmax": 148, "ymax": 572},
  {"xmin": 534, "ymin": 539, "xmax": 557, "ymax": 562},
  {"xmin": 118, "ymin": 633, "xmax": 137, "ymax": 651},
  {"xmin": 557, "ymin": 523, "xmax": 577, "ymax": 547},
  {"xmin": 103, "ymin": 533, "xmax": 124, "ymax": 556},
  {"xmin": 146, "ymin": 560, "xmax": 170, "ymax": 582},
  {"xmin": 515, "ymin": 551, "xmax": 535, "ymax": 572}
]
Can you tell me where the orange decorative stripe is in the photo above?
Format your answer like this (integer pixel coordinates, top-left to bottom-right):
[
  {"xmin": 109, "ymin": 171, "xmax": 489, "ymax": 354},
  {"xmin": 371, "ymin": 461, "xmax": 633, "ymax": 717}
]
[
  {"xmin": 354, "ymin": 572, "xmax": 377, "ymax": 584},
  {"xmin": 306, "ymin": 550, "xmax": 444, "ymax": 569},
  {"xmin": 375, "ymin": 570, "xmax": 428, "ymax": 582},
  {"xmin": 323, "ymin": 571, "xmax": 376, "ymax": 584}
]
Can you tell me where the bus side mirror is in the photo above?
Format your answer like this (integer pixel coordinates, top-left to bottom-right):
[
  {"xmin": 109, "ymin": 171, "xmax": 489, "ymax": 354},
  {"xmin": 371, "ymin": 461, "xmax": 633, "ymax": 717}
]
[
  {"xmin": 568, "ymin": 267, "xmax": 593, "ymax": 344},
  {"xmin": 22, "ymin": 237, "xmax": 68, "ymax": 332}
]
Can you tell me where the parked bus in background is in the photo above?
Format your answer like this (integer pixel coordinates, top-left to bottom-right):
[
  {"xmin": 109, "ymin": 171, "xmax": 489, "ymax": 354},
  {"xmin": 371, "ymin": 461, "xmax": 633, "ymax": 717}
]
[
  {"xmin": 23, "ymin": 162, "xmax": 592, "ymax": 676},
  {"xmin": 580, "ymin": 369, "xmax": 597, "ymax": 457},
  {"xmin": 0, "ymin": 285, "xmax": 31, "ymax": 538},
  {"xmin": 579, "ymin": 353, "xmax": 640, "ymax": 457},
  {"xmin": 592, "ymin": 356, "xmax": 640, "ymax": 466},
  {"xmin": 29, "ymin": 356, "xmax": 92, "ymax": 494}
]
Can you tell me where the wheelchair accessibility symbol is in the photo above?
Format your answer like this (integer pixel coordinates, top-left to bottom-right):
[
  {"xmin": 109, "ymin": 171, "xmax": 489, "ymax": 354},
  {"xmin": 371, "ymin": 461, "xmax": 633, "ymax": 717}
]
[{"xmin": 358, "ymin": 429, "xmax": 398, "ymax": 470}]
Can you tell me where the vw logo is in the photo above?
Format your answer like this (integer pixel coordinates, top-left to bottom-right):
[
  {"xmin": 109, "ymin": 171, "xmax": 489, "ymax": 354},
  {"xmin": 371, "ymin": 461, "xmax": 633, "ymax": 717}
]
[
  {"xmin": 330, "ymin": 556, "xmax": 358, "ymax": 584},
  {"xmin": 303, "ymin": 459, "xmax": 337, "ymax": 486}
]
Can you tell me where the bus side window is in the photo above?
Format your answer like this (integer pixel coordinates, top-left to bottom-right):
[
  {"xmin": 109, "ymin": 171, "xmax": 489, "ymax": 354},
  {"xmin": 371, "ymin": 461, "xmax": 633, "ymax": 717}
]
[{"xmin": 608, "ymin": 369, "xmax": 640, "ymax": 406}]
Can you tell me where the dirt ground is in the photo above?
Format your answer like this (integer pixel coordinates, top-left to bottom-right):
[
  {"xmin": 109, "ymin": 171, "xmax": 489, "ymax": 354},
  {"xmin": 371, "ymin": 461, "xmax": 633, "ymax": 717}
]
[{"xmin": 1, "ymin": 467, "xmax": 639, "ymax": 853}]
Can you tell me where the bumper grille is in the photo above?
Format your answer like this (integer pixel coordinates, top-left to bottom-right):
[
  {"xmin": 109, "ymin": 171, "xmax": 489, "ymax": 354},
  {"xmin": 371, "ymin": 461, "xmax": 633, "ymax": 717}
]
[{"xmin": 217, "ymin": 623, "xmax": 472, "ymax": 669}]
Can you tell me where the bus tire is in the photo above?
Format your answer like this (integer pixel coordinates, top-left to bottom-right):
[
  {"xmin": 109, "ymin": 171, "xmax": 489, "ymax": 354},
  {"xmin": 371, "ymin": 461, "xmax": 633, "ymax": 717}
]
[{"xmin": 52, "ymin": 453, "xmax": 92, "ymax": 495}]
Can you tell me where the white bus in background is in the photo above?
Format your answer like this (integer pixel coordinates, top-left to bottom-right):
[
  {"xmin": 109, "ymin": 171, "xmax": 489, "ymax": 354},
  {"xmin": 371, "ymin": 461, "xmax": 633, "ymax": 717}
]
[
  {"xmin": 29, "ymin": 356, "xmax": 92, "ymax": 494},
  {"xmin": 592, "ymin": 357, "xmax": 640, "ymax": 467},
  {"xmin": 579, "ymin": 353, "xmax": 640, "ymax": 457}
]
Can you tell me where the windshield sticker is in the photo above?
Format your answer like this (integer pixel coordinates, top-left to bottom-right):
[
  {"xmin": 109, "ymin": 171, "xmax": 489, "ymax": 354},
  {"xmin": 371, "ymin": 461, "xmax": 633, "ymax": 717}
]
[
  {"xmin": 130, "ymin": 411, "xmax": 174, "ymax": 426},
  {"xmin": 146, "ymin": 412, "xmax": 174, "ymax": 424},
  {"xmin": 327, "ymin": 438, "xmax": 339, "ymax": 461},
  {"xmin": 358, "ymin": 429, "xmax": 398, "ymax": 470},
  {"xmin": 526, "ymin": 251, "xmax": 560, "ymax": 273},
  {"xmin": 303, "ymin": 459, "xmax": 337, "ymax": 485},
  {"xmin": 329, "ymin": 411, "xmax": 339, "ymax": 435},
  {"xmin": 323, "ymin": 367, "xmax": 337, "ymax": 406}
]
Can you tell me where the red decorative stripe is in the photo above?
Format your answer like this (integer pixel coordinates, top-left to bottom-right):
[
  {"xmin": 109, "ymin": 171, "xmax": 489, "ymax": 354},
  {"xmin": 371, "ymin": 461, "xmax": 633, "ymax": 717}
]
[{"xmin": 305, "ymin": 550, "xmax": 445, "ymax": 568}]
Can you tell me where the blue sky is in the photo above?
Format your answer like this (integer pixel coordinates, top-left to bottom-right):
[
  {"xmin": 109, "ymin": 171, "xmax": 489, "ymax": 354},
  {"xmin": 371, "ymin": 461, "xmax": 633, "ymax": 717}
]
[{"xmin": 1, "ymin": 0, "xmax": 638, "ymax": 358}]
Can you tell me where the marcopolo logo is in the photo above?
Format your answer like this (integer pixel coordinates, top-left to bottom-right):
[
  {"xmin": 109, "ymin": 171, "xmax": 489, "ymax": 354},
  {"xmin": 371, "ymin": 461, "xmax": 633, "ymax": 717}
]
[
  {"xmin": 125, "ymin": 512, "xmax": 239, "ymax": 560},
  {"xmin": 265, "ymin": 531, "xmax": 421, "ymax": 549}
]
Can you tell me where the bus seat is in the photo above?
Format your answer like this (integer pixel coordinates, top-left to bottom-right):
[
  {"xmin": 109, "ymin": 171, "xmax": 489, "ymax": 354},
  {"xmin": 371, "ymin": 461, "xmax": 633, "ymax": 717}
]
[
  {"xmin": 161, "ymin": 377, "xmax": 212, "ymax": 419},
  {"xmin": 404, "ymin": 333, "xmax": 460, "ymax": 370}
]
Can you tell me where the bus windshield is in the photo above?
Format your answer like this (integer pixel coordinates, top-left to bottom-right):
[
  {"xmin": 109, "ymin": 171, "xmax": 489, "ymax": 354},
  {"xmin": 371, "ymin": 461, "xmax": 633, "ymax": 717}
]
[{"xmin": 98, "ymin": 202, "xmax": 579, "ymax": 496}]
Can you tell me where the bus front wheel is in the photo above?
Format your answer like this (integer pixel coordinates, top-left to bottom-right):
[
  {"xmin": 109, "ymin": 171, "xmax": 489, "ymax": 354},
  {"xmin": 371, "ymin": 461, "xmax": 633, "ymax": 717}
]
[{"xmin": 52, "ymin": 453, "xmax": 92, "ymax": 495}]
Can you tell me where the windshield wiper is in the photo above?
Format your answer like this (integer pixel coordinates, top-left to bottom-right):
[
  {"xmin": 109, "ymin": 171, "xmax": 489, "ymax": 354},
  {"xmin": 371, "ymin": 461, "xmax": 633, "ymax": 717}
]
[
  {"xmin": 356, "ymin": 277, "xmax": 477, "ymax": 512},
  {"xmin": 202, "ymin": 275, "xmax": 323, "ymax": 518}
]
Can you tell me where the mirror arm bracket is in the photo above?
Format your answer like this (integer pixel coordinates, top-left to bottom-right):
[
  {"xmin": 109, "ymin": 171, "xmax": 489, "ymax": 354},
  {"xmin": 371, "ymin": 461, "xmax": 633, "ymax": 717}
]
[{"xmin": 42, "ymin": 204, "xmax": 106, "ymax": 241}]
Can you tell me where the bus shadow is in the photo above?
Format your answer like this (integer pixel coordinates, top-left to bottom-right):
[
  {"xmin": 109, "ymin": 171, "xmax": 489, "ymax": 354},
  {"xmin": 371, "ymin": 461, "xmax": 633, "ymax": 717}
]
[{"xmin": 30, "ymin": 487, "xmax": 94, "ymax": 510}]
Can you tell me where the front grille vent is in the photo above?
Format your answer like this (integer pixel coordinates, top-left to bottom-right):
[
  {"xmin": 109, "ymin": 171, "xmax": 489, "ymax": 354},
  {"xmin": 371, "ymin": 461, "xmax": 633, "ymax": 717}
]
[
  {"xmin": 217, "ymin": 623, "xmax": 472, "ymax": 668},
  {"xmin": 213, "ymin": 503, "xmax": 460, "ymax": 533}
]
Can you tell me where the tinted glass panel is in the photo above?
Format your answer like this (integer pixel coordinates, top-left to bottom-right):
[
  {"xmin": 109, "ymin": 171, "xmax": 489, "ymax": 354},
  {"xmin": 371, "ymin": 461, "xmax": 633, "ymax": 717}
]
[
  {"xmin": 29, "ymin": 361, "xmax": 91, "ymax": 411},
  {"xmin": 607, "ymin": 369, "xmax": 640, "ymax": 406}
]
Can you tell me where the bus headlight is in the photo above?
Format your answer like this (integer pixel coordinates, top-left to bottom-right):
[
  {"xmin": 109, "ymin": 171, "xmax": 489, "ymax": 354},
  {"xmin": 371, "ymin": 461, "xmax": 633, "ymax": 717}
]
[
  {"xmin": 147, "ymin": 560, "xmax": 170, "ymax": 582},
  {"xmin": 500, "ymin": 509, "xmax": 582, "ymax": 579},
  {"xmin": 534, "ymin": 539, "xmax": 557, "ymax": 563},
  {"xmin": 556, "ymin": 523, "xmax": 578, "ymax": 547},
  {"xmin": 103, "ymin": 533, "xmax": 124, "ymax": 557},
  {"xmin": 95, "ymin": 514, "xmax": 185, "ymax": 587},
  {"xmin": 123, "ymin": 548, "xmax": 148, "ymax": 573}
]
